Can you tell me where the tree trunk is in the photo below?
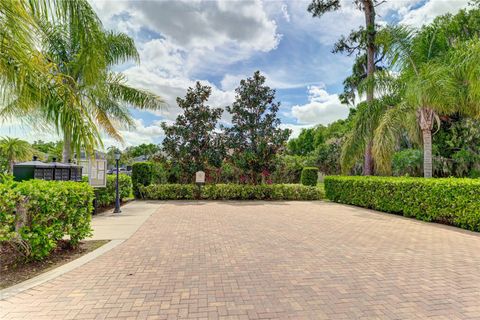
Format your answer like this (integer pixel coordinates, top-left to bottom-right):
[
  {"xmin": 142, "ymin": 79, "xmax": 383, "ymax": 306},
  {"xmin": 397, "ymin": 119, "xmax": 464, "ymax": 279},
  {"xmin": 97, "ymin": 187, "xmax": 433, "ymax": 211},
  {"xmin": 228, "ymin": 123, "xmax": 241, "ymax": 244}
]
[
  {"xmin": 363, "ymin": 140, "xmax": 374, "ymax": 175},
  {"xmin": 418, "ymin": 107, "xmax": 435, "ymax": 178},
  {"xmin": 62, "ymin": 130, "xmax": 72, "ymax": 163},
  {"xmin": 362, "ymin": 0, "xmax": 376, "ymax": 175},
  {"xmin": 422, "ymin": 129, "xmax": 433, "ymax": 178}
]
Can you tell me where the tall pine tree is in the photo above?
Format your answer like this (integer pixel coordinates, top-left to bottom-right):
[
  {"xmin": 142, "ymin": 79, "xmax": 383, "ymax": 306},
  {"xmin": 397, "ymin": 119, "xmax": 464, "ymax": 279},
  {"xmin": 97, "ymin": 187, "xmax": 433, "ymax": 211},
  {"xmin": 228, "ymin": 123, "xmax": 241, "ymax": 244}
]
[
  {"xmin": 308, "ymin": 0, "xmax": 378, "ymax": 175},
  {"xmin": 224, "ymin": 71, "xmax": 291, "ymax": 184},
  {"xmin": 161, "ymin": 82, "xmax": 223, "ymax": 183}
]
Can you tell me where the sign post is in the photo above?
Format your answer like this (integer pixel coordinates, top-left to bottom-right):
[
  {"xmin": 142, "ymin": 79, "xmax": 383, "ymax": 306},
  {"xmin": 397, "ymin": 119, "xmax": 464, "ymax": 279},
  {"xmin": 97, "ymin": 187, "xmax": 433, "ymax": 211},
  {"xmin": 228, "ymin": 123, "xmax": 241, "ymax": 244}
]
[
  {"xmin": 195, "ymin": 171, "xmax": 205, "ymax": 199},
  {"xmin": 79, "ymin": 158, "xmax": 107, "ymax": 214}
]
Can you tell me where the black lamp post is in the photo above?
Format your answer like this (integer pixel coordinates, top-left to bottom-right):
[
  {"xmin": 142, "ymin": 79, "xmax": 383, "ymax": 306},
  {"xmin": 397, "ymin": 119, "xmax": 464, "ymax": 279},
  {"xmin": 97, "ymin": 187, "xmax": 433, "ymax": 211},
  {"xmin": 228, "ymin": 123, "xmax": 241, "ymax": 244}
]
[{"xmin": 113, "ymin": 151, "xmax": 121, "ymax": 214}]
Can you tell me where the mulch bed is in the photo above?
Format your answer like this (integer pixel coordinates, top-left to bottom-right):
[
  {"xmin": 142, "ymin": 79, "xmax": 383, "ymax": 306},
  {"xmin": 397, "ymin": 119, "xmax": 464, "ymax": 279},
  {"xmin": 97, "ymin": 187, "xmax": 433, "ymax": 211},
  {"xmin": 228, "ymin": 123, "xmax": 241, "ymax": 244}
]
[{"xmin": 0, "ymin": 240, "xmax": 109, "ymax": 290}]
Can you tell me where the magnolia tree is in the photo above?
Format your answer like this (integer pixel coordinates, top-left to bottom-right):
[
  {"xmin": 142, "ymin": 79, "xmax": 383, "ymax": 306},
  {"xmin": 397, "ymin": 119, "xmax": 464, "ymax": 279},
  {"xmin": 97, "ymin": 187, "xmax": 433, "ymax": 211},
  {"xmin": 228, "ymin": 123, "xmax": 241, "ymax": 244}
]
[
  {"xmin": 223, "ymin": 71, "xmax": 291, "ymax": 184},
  {"xmin": 161, "ymin": 82, "xmax": 224, "ymax": 183}
]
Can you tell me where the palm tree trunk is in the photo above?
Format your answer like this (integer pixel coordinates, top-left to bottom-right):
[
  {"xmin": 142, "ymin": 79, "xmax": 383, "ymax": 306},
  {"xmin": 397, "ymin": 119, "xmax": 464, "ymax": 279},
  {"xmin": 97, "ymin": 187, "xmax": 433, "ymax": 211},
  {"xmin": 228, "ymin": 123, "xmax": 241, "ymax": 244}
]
[
  {"xmin": 62, "ymin": 130, "xmax": 72, "ymax": 163},
  {"xmin": 363, "ymin": 141, "xmax": 374, "ymax": 175},
  {"xmin": 362, "ymin": 0, "xmax": 376, "ymax": 176},
  {"xmin": 418, "ymin": 107, "xmax": 435, "ymax": 178},
  {"xmin": 422, "ymin": 129, "xmax": 433, "ymax": 178}
]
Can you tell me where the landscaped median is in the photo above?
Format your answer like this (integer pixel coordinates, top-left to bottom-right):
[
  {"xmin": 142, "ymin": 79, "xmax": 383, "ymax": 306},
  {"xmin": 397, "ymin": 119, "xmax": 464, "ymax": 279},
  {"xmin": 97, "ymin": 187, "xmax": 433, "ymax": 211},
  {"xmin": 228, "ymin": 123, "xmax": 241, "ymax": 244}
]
[
  {"xmin": 139, "ymin": 183, "xmax": 324, "ymax": 201},
  {"xmin": 324, "ymin": 176, "xmax": 480, "ymax": 231}
]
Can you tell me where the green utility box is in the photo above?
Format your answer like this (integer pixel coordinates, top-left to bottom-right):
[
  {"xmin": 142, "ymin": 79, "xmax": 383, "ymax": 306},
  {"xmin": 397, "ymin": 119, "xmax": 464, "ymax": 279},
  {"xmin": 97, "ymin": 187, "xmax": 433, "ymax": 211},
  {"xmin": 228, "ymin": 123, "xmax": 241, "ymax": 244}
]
[
  {"xmin": 13, "ymin": 156, "xmax": 54, "ymax": 182},
  {"xmin": 13, "ymin": 156, "xmax": 83, "ymax": 182}
]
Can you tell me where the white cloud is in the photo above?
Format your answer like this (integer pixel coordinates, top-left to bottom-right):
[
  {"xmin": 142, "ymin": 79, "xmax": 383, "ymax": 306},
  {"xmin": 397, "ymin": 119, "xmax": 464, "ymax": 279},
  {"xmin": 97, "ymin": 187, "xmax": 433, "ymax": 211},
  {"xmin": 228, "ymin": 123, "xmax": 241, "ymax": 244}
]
[
  {"xmin": 0, "ymin": 119, "xmax": 61, "ymax": 143},
  {"xmin": 291, "ymin": 85, "xmax": 349, "ymax": 125},
  {"xmin": 91, "ymin": 0, "xmax": 280, "ymax": 71},
  {"xmin": 102, "ymin": 118, "xmax": 166, "ymax": 149},
  {"xmin": 220, "ymin": 72, "xmax": 313, "ymax": 91},
  {"xmin": 399, "ymin": 0, "xmax": 470, "ymax": 27},
  {"xmin": 281, "ymin": 4, "xmax": 291, "ymax": 22}
]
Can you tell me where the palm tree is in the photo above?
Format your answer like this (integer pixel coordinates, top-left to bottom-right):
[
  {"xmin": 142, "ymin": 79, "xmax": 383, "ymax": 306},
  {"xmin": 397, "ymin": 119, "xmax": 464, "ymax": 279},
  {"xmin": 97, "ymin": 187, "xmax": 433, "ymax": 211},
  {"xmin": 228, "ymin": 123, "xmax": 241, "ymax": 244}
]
[
  {"xmin": 0, "ymin": 137, "xmax": 32, "ymax": 173},
  {"xmin": 0, "ymin": 1, "xmax": 165, "ymax": 162},
  {"xmin": 371, "ymin": 27, "xmax": 480, "ymax": 177},
  {"xmin": 36, "ymin": 18, "xmax": 165, "ymax": 162},
  {"xmin": 0, "ymin": 0, "xmax": 107, "ymax": 116},
  {"xmin": 340, "ymin": 93, "xmax": 400, "ymax": 173}
]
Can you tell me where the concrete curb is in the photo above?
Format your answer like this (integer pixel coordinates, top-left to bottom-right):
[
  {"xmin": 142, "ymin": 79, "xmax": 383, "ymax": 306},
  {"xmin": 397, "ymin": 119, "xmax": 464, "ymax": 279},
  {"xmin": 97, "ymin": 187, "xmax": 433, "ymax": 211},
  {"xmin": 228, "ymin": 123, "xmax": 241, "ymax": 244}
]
[{"xmin": 0, "ymin": 239, "xmax": 124, "ymax": 300}]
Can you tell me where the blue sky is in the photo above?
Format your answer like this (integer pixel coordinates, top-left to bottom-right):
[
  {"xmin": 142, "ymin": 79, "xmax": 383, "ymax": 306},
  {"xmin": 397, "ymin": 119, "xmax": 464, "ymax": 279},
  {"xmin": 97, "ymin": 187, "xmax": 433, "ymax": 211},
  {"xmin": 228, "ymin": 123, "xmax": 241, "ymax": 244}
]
[{"xmin": 0, "ymin": 0, "xmax": 471, "ymax": 148}]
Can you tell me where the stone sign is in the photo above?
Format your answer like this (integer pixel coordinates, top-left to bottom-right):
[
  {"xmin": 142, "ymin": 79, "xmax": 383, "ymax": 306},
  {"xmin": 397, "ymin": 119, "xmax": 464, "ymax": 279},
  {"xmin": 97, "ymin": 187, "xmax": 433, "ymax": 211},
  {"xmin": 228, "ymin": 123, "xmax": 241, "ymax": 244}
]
[{"xmin": 195, "ymin": 171, "xmax": 205, "ymax": 184}]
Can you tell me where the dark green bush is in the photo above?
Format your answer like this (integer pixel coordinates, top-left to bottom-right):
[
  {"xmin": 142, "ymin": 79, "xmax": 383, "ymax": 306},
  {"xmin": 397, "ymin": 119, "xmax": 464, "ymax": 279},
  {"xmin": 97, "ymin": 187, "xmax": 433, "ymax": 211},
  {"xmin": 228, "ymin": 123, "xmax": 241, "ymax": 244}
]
[
  {"xmin": 324, "ymin": 176, "xmax": 480, "ymax": 231},
  {"xmin": 132, "ymin": 162, "xmax": 168, "ymax": 197},
  {"xmin": 95, "ymin": 174, "xmax": 132, "ymax": 207},
  {"xmin": 132, "ymin": 162, "xmax": 153, "ymax": 197},
  {"xmin": 392, "ymin": 149, "xmax": 422, "ymax": 176},
  {"xmin": 140, "ymin": 184, "xmax": 323, "ymax": 201},
  {"xmin": 0, "ymin": 180, "xmax": 94, "ymax": 260},
  {"xmin": 152, "ymin": 162, "xmax": 168, "ymax": 184},
  {"xmin": 301, "ymin": 167, "xmax": 318, "ymax": 186}
]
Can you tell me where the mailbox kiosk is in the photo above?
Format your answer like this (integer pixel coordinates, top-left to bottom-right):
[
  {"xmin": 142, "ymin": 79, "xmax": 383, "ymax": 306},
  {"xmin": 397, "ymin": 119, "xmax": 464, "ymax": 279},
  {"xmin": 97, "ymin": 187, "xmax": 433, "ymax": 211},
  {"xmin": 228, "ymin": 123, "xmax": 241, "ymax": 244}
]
[{"xmin": 13, "ymin": 156, "xmax": 54, "ymax": 181}]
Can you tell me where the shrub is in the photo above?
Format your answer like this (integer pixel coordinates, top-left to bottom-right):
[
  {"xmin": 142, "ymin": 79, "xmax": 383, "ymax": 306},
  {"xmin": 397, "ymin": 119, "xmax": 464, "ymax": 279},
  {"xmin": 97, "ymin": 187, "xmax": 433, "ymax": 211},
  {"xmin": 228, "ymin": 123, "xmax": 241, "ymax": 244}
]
[
  {"xmin": 324, "ymin": 176, "xmax": 480, "ymax": 231},
  {"xmin": 140, "ymin": 183, "xmax": 323, "ymax": 201},
  {"xmin": 132, "ymin": 162, "xmax": 168, "ymax": 197},
  {"xmin": 392, "ymin": 149, "xmax": 422, "ymax": 176},
  {"xmin": 95, "ymin": 174, "xmax": 132, "ymax": 207},
  {"xmin": 301, "ymin": 167, "xmax": 318, "ymax": 186},
  {"xmin": 271, "ymin": 155, "xmax": 307, "ymax": 184},
  {"xmin": 139, "ymin": 184, "xmax": 196, "ymax": 200},
  {"xmin": 132, "ymin": 162, "xmax": 153, "ymax": 197},
  {"xmin": 152, "ymin": 162, "xmax": 168, "ymax": 184},
  {"xmin": 0, "ymin": 180, "xmax": 94, "ymax": 260}
]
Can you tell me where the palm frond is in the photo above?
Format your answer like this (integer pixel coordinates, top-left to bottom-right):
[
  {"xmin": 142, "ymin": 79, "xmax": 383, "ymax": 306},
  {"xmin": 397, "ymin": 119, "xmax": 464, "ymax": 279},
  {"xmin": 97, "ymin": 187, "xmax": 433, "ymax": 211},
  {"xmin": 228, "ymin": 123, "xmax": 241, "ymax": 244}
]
[
  {"xmin": 372, "ymin": 103, "xmax": 417, "ymax": 175},
  {"xmin": 105, "ymin": 31, "xmax": 140, "ymax": 65},
  {"xmin": 107, "ymin": 73, "xmax": 166, "ymax": 110}
]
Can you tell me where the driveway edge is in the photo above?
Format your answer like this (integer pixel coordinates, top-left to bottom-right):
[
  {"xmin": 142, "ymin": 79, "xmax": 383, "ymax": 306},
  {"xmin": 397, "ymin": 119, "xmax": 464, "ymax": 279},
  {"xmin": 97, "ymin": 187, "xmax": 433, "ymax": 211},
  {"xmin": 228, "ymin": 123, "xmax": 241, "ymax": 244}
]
[{"xmin": 0, "ymin": 239, "xmax": 124, "ymax": 300}]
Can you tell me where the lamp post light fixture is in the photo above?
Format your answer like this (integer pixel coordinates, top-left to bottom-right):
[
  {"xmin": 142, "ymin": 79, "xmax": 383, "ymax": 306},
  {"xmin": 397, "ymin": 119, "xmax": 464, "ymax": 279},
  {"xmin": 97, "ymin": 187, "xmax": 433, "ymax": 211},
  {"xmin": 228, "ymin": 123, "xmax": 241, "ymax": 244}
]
[{"xmin": 113, "ymin": 151, "xmax": 121, "ymax": 214}]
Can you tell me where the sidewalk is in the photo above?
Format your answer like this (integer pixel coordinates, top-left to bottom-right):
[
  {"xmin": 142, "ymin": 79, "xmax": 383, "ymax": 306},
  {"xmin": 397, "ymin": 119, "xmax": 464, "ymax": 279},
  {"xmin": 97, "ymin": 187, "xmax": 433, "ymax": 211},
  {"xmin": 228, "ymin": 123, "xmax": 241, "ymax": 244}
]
[{"xmin": 88, "ymin": 200, "xmax": 159, "ymax": 240}]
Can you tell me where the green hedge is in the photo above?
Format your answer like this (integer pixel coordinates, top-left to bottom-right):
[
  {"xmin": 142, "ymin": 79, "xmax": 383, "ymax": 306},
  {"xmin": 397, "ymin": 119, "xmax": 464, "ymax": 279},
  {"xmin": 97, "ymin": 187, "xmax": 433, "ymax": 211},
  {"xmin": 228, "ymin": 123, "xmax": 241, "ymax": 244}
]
[
  {"xmin": 0, "ymin": 180, "xmax": 94, "ymax": 260},
  {"xmin": 95, "ymin": 174, "xmax": 132, "ymax": 207},
  {"xmin": 301, "ymin": 167, "xmax": 318, "ymax": 186},
  {"xmin": 139, "ymin": 184, "xmax": 323, "ymax": 201},
  {"xmin": 132, "ymin": 162, "xmax": 167, "ymax": 197},
  {"xmin": 324, "ymin": 176, "xmax": 480, "ymax": 231},
  {"xmin": 132, "ymin": 162, "xmax": 153, "ymax": 197},
  {"xmin": 139, "ymin": 184, "xmax": 196, "ymax": 200}
]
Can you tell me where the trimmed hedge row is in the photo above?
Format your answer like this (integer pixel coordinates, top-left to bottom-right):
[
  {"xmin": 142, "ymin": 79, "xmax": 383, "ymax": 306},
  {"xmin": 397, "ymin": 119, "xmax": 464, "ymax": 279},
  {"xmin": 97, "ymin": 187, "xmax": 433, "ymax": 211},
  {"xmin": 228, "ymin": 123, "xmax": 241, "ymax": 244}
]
[
  {"xmin": 139, "ymin": 184, "xmax": 323, "ymax": 201},
  {"xmin": 95, "ymin": 174, "xmax": 132, "ymax": 207},
  {"xmin": 0, "ymin": 180, "xmax": 94, "ymax": 260},
  {"xmin": 324, "ymin": 176, "xmax": 480, "ymax": 231}
]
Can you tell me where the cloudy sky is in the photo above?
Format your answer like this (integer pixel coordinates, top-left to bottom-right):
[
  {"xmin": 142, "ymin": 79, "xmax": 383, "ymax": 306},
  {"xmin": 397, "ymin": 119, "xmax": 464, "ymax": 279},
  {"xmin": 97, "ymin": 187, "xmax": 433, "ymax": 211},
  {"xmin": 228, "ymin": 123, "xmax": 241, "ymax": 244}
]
[{"xmin": 0, "ymin": 0, "xmax": 471, "ymax": 148}]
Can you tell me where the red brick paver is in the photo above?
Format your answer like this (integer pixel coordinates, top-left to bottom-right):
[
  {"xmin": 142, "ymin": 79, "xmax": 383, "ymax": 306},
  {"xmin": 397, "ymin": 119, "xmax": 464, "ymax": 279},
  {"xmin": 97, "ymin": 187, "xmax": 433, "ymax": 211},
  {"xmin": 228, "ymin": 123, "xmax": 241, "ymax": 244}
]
[{"xmin": 1, "ymin": 201, "xmax": 480, "ymax": 319}]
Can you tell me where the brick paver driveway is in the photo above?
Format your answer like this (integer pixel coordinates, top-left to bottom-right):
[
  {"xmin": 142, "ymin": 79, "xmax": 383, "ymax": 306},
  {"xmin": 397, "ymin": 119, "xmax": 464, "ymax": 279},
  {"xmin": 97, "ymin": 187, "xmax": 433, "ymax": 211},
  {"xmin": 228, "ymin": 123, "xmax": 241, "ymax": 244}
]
[{"xmin": 1, "ymin": 201, "xmax": 480, "ymax": 319}]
